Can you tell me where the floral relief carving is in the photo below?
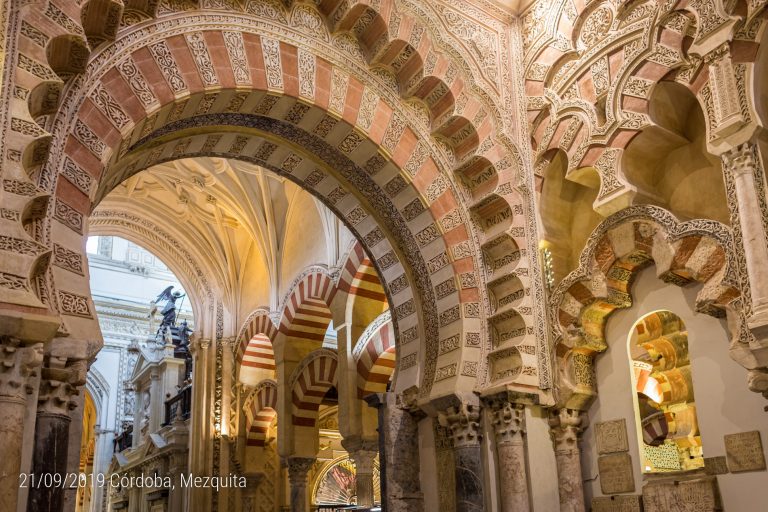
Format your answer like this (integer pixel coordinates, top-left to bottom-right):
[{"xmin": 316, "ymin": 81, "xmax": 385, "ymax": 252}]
[
  {"xmin": 148, "ymin": 41, "xmax": 188, "ymax": 93},
  {"xmin": 261, "ymin": 37, "xmax": 283, "ymax": 90},
  {"xmin": 116, "ymin": 57, "xmax": 157, "ymax": 107},
  {"xmin": 185, "ymin": 32, "xmax": 219, "ymax": 87},
  {"xmin": 90, "ymin": 83, "xmax": 131, "ymax": 129},
  {"xmin": 223, "ymin": 31, "xmax": 251, "ymax": 85}
]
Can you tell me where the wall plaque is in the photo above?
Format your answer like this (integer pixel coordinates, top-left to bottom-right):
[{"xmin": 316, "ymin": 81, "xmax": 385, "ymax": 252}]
[
  {"xmin": 642, "ymin": 476, "xmax": 721, "ymax": 512},
  {"xmin": 596, "ymin": 418, "xmax": 629, "ymax": 454},
  {"xmin": 703, "ymin": 456, "xmax": 729, "ymax": 476},
  {"xmin": 598, "ymin": 452, "xmax": 635, "ymax": 494},
  {"xmin": 724, "ymin": 430, "xmax": 766, "ymax": 472},
  {"xmin": 591, "ymin": 495, "xmax": 643, "ymax": 512}
]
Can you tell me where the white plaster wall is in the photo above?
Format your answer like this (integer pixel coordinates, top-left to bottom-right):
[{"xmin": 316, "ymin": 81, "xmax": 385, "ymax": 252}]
[
  {"xmin": 526, "ymin": 406, "xmax": 561, "ymax": 511},
  {"xmin": 91, "ymin": 349, "xmax": 122, "ymax": 432},
  {"xmin": 582, "ymin": 266, "xmax": 768, "ymax": 510},
  {"xmin": 482, "ymin": 411, "xmax": 500, "ymax": 512}
]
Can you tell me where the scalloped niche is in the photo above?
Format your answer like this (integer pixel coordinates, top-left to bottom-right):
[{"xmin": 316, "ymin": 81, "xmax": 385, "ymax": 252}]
[{"xmin": 489, "ymin": 346, "xmax": 522, "ymax": 381}]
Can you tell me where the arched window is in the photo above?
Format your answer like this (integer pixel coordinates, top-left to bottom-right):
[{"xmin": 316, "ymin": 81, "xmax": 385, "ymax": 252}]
[{"xmin": 628, "ymin": 310, "xmax": 704, "ymax": 473}]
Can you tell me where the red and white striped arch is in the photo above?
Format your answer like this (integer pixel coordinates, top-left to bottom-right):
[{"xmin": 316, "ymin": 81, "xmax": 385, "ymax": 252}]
[
  {"xmin": 354, "ymin": 311, "xmax": 396, "ymax": 398},
  {"xmin": 291, "ymin": 349, "xmax": 338, "ymax": 428},
  {"xmin": 237, "ymin": 310, "xmax": 279, "ymax": 386},
  {"xmin": 244, "ymin": 380, "xmax": 278, "ymax": 446},
  {"xmin": 279, "ymin": 271, "xmax": 336, "ymax": 343},
  {"xmin": 337, "ymin": 241, "xmax": 387, "ymax": 304}
]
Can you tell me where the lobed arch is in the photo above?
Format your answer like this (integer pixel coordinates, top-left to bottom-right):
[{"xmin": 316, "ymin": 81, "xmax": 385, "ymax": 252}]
[
  {"xmin": 353, "ymin": 310, "xmax": 396, "ymax": 398},
  {"xmin": 243, "ymin": 379, "xmax": 278, "ymax": 446},
  {"xmin": 549, "ymin": 204, "xmax": 742, "ymax": 410},
  {"xmin": 2, "ymin": 1, "xmax": 542, "ymax": 400},
  {"xmin": 523, "ymin": 0, "xmax": 766, "ymax": 215}
]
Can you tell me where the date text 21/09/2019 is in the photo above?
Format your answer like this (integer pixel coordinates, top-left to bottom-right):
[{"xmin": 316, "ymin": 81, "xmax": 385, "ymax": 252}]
[{"xmin": 19, "ymin": 473, "xmax": 247, "ymax": 491}]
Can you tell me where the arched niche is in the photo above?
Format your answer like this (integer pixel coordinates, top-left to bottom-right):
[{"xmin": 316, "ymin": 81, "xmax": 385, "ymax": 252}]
[
  {"xmin": 623, "ymin": 81, "xmax": 729, "ymax": 224},
  {"xmin": 628, "ymin": 310, "xmax": 704, "ymax": 473},
  {"xmin": 539, "ymin": 148, "xmax": 602, "ymax": 284}
]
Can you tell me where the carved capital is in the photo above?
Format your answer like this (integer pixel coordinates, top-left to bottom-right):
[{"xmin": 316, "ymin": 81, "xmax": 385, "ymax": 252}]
[
  {"xmin": 242, "ymin": 472, "xmax": 264, "ymax": 498},
  {"xmin": 343, "ymin": 437, "xmax": 378, "ymax": 474},
  {"xmin": 351, "ymin": 449, "xmax": 377, "ymax": 474},
  {"xmin": 0, "ymin": 337, "xmax": 44, "ymax": 400},
  {"xmin": 220, "ymin": 336, "xmax": 237, "ymax": 350},
  {"xmin": 395, "ymin": 386, "xmax": 426, "ymax": 419},
  {"xmin": 548, "ymin": 408, "xmax": 586, "ymax": 453},
  {"xmin": 490, "ymin": 400, "xmax": 526, "ymax": 445},
  {"xmin": 723, "ymin": 142, "xmax": 758, "ymax": 177},
  {"xmin": 37, "ymin": 357, "xmax": 88, "ymax": 415},
  {"xmin": 438, "ymin": 401, "xmax": 482, "ymax": 448},
  {"xmin": 286, "ymin": 457, "xmax": 315, "ymax": 486}
]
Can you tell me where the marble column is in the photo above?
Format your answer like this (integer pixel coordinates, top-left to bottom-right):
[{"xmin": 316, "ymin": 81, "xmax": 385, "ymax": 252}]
[
  {"xmin": 27, "ymin": 357, "xmax": 88, "ymax": 512},
  {"xmin": 490, "ymin": 400, "xmax": 530, "ymax": 512},
  {"xmin": 723, "ymin": 143, "xmax": 768, "ymax": 329},
  {"xmin": 549, "ymin": 409, "xmax": 587, "ymax": 512},
  {"xmin": 346, "ymin": 443, "xmax": 377, "ymax": 508},
  {"xmin": 242, "ymin": 472, "xmax": 264, "ymax": 512},
  {"xmin": 0, "ymin": 338, "xmax": 43, "ymax": 511},
  {"xmin": 438, "ymin": 400, "xmax": 486, "ymax": 512},
  {"xmin": 286, "ymin": 457, "xmax": 314, "ymax": 512},
  {"xmin": 365, "ymin": 392, "xmax": 424, "ymax": 512}
]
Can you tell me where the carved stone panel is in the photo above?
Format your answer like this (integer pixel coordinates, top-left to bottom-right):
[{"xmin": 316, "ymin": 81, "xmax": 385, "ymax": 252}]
[
  {"xmin": 642, "ymin": 476, "xmax": 721, "ymax": 512},
  {"xmin": 598, "ymin": 453, "xmax": 635, "ymax": 495},
  {"xmin": 591, "ymin": 495, "xmax": 642, "ymax": 512},
  {"xmin": 703, "ymin": 456, "xmax": 729, "ymax": 476},
  {"xmin": 596, "ymin": 419, "xmax": 629, "ymax": 454},
  {"xmin": 724, "ymin": 430, "xmax": 766, "ymax": 472}
]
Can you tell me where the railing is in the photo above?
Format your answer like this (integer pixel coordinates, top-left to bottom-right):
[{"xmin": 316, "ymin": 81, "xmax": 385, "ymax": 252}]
[
  {"xmin": 163, "ymin": 385, "xmax": 192, "ymax": 426},
  {"xmin": 114, "ymin": 426, "xmax": 133, "ymax": 453}
]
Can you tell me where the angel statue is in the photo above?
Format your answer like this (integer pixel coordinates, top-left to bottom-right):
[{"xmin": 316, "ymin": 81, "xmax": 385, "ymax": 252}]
[{"xmin": 151, "ymin": 286, "xmax": 185, "ymax": 340}]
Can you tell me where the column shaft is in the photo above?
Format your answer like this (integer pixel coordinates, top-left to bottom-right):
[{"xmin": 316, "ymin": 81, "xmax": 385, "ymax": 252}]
[
  {"xmin": 549, "ymin": 409, "xmax": 586, "ymax": 512},
  {"xmin": 287, "ymin": 457, "xmax": 314, "ymax": 512},
  {"xmin": 439, "ymin": 400, "xmax": 485, "ymax": 512},
  {"xmin": 27, "ymin": 414, "xmax": 71, "ymax": 512},
  {"xmin": 27, "ymin": 358, "xmax": 87, "ymax": 512},
  {"xmin": 366, "ymin": 392, "xmax": 423, "ymax": 512},
  {"xmin": 724, "ymin": 143, "xmax": 768, "ymax": 317},
  {"xmin": 491, "ymin": 401, "xmax": 530, "ymax": 512},
  {"xmin": 0, "ymin": 340, "xmax": 43, "ymax": 511},
  {"xmin": 0, "ymin": 396, "xmax": 28, "ymax": 510}
]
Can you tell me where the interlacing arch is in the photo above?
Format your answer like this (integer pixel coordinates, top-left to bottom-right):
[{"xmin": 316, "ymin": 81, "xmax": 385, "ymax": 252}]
[
  {"xmin": 237, "ymin": 309, "xmax": 279, "ymax": 386},
  {"xmin": 290, "ymin": 348, "xmax": 338, "ymax": 428},
  {"xmin": 353, "ymin": 310, "xmax": 396, "ymax": 398},
  {"xmin": 523, "ymin": 0, "xmax": 766, "ymax": 213},
  {"xmin": 549, "ymin": 205, "xmax": 741, "ymax": 410},
  {"xmin": 243, "ymin": 379, "xmax": 278, "ymax": 446}
]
